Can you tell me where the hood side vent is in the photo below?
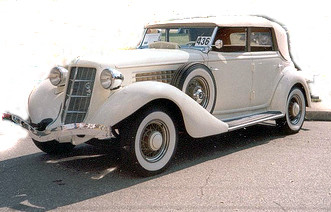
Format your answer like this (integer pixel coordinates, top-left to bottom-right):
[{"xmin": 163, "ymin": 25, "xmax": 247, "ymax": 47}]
[{"xmin": 134, "ymin": 70, "xmax": 175, "ymax": 84}]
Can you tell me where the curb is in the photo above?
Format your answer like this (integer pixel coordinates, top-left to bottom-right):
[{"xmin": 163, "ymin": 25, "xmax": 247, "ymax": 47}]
[{"xmin": 305, "ymin": 111, "xmax": 331, "ymax": 121}]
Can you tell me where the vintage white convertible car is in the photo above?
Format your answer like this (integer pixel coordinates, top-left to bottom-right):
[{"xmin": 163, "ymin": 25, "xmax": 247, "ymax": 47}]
[{"xmin": 3, "ymin": 16, "xmax": 310, "ymax": 176}]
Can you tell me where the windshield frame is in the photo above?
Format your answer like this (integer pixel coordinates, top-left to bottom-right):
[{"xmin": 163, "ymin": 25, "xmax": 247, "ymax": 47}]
[{"xmin": 138, "ymin": 26, "xmax": 218, "ymax": 51}]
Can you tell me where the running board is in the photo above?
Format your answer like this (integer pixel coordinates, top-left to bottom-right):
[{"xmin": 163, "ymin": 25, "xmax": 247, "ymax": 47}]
[{"xmin": 223, "ymin": 111, "xmax": 284, "ymax": 132}]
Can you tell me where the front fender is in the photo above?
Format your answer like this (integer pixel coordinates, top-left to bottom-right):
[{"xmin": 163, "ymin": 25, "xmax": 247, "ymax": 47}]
[
  {"xmin": 28, "ymin": 80, "xmax": 64, "ymax": 124},
  {"xmin": 89, "ymin": 81, "xmax": 228, "ymax": 138},
  {"xmin": 269, "ymin": 67, "xmax": 311, "ymax": 113}
]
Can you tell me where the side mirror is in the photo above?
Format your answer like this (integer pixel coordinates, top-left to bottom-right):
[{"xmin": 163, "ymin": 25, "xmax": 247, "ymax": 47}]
[
  {"xmin": 214, "ymin": 39, "xmax": 223, "ymax": 49},
  {"xmin": 202, "ymin": 39, "xmax": 224, "ymax": 54}
]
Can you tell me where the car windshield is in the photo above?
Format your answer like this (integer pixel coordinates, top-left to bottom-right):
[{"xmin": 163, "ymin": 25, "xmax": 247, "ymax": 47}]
[{"xmin": 140, "ymin": 27, "xmax": 216, "ymax": 50}]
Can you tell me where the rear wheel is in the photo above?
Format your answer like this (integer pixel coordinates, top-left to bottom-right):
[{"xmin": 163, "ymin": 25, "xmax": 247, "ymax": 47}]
[
  {"xmin": 276, "ymin": 88, "xmax": 306, "ymax": 134},
  {"xmin": 120, "ymin": 106, "xmax": 178, "ymax": 176},
  {"xmin": 32, "ymin": 139, "xmax": 75, "ymax": 154}
]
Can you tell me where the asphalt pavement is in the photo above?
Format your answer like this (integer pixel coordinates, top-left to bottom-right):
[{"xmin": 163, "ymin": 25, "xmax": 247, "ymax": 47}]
[{"xmin": 1, "ymin": 121, "xmax": 331, "ymax": 211}]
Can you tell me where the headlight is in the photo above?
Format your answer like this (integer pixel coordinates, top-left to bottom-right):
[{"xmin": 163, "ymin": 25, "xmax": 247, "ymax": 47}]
[
  {"xmin": 49, "ymin": 66, "xmax": 68, "ymax": 86},
  {"xmin": 100, "ymin": 68, "xmax": 124, "ymax": 90}
]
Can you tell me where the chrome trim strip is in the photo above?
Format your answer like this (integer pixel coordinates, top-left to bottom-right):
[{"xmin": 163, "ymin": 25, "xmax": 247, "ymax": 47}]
[
  {"xmin": 66, "ymin": 111, "xmax": 87, "ymax": 114},
  {"xmin": 2, "ymin": 112, "xmax": 114, "ymax": 142},
  {"xmin": 67, "ymin": 95, "xmax": 91, "ymax": 98},
  {"xmin": 228, "ymin": 114, "xmax": 284, "ymax": 131},
  {"xmin": 116, "ymin": 61, "xmax": 202, "ymax": 69},
  {"xmin": 70, "ymin": 79, "xmax": 92, "ymax": 82}
]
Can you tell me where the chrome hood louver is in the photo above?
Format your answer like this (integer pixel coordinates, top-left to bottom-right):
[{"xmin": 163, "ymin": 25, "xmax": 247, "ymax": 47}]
[{"xmin": 134, "ymin": 70, "xmax": 175, "ymax": 84}]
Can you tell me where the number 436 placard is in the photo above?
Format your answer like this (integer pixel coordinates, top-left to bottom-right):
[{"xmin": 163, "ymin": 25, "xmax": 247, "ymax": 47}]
[{"xmin": 195, "ymin": 36, "xmax": 211, "ymax": 46}]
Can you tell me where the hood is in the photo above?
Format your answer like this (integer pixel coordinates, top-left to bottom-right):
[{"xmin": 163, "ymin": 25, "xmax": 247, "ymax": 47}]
[{"xmin": 74, "ymin": 48, "xmax": 205, "ymax": 69}]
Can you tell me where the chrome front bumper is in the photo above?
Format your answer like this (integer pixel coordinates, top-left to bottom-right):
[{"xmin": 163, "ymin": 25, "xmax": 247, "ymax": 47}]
[{"xmin": 2, "ymin": 112, "xmax": 114, "ymax": 142}]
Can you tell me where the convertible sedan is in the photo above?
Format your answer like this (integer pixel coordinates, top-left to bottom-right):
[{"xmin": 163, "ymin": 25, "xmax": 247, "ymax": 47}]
[{"xmin": 3, "ymin": 16, "xmax": 310, "ymax": 176}]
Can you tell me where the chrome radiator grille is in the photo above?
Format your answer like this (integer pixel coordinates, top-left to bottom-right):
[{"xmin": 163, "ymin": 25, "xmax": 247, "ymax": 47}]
[
  {"xmin": 134, "ymin": 70, "xmax": 175, "ymax": 84},
  {"xmin": 62, "ymin": 67, "xmax": 96, "ymax": 124}
]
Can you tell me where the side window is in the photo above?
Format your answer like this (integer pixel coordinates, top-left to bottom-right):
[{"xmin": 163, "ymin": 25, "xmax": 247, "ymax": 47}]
[
  {"xmin": 250, "ymin": 28, "xmax": 274, "ymax": 51},
  {"xmin": 213, "ymin": 27, "xmax": 247, "ymax": 52}
]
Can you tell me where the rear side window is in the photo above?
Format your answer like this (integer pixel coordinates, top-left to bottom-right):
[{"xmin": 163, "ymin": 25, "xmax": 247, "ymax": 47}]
[
  {"xmin": 250, "ymin": 28, "xmax": 274, "ymax": 51},
  {"xmin": 214, "ymin": 27, "xmax": 247, "ymax": 52}
]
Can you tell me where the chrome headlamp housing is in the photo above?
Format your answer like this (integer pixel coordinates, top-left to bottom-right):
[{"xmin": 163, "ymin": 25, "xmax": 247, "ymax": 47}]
[
  {"xmin": 49, "ymin": 66, "xmax": 68, "ymax": 86},
  {"xmin": 100, "ymin": 68, "xmax": 124, "ymax": 90}
]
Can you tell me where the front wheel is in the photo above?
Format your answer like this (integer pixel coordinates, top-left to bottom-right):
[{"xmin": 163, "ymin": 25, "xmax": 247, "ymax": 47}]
[
  {"xmin": 276, "ymin": 88, "xmax": 306, "ymax": 134},
  {"xmin": 32, "ymin": 139, "xmax": 75, "ymax": 155},
  {"xmin": 120, "ymin": 106, "xmax": 178, "ymax": 176}
]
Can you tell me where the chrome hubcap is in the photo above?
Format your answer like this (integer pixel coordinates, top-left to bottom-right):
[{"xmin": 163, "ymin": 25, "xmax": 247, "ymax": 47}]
[
  {"xmin": 288, "ymin": 94, "xmax": 302, "ymax": 125},
  {"xmin": 193, "ymin": 87, "xmax": 205, "ymax": 104},
  {"xmin": 186, "ymin": 76, "xmax": 209, "ymax": 108},
  {"xmin": 140, "ymin": 120, "xmax": 169, "ymax": 162},
  {"xmin": 149, "ymin": 131, "xmax": 163, "ymax": 151},
  {"xmin": 291, "ymin": 102, "xmax": 300, "ymax": 117}
]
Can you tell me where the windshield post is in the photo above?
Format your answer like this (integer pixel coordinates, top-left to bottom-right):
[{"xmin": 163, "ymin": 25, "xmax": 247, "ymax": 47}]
[
  {"xmin": 203, "ymin": 26, "xmax": 218, "ymax": 53},
  {"xmin": 210, "ymin": 26, "xmax": 218, "ymax": 47},
  {"xmin": 138, "ymin": 28, "xmax": 147, "ymax": 49}
]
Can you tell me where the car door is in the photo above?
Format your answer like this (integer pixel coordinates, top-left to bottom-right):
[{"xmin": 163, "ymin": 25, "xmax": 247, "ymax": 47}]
[
  {"xmin": 249, "ymin": 28, "xmax": 283, "ymax": 108},
  {"xmin": 207, "ymin": 27, "xmax": 253, "ymax": 116}
]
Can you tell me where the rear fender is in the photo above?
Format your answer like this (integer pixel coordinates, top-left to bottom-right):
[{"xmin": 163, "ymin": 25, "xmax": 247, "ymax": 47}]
[
  {"xmin": 269, "ymin": 67, "xmax": 311, "ymax": 113},
  {"xmin": 89, "ymin": 81, "xmax": 228, "ymax": 138}
]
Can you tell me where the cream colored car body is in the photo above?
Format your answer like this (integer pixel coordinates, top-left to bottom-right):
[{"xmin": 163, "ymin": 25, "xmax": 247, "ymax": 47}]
[{"xmin": 26, "ymin": 16, "xmax": 310, "ymax": 145}]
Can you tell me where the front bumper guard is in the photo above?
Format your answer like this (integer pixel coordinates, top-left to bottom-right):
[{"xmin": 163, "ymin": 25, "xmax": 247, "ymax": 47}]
[{"xmin": 2, "ymin": 112, "xmax": 114, "ymax": 142}]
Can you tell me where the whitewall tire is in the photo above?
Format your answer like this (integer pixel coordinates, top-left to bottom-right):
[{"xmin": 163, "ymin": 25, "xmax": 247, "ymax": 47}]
[
  {"xmin": 276, "ymin": 88, "xmax": 306, "ymax": 134},
  {"xmin": 120, "ymin": 106, "xmax": 178, "ymax": 176},
  {"xmin": 172, "ymin": 64, "xmax": 216, "ymax": 113}
]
